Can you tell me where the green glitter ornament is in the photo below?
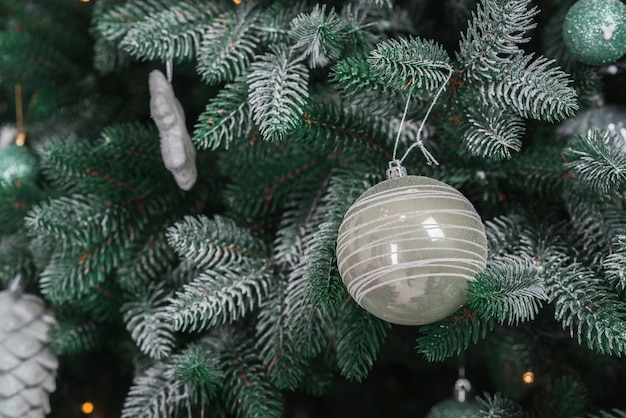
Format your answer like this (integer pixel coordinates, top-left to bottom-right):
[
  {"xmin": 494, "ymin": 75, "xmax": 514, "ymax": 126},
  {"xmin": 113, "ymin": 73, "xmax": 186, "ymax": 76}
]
[
  {"xmin": 562, "ymin": 0, "xmax": 626, "ymax": 65},
  {"xmin": 426, "ymin": 378, "xmax": 482, "ymax": 418},
  {"xmin": 426, "ymin": 399, "xmax": 481, "ymax": 418},
  {"xmin": 0, "ymin": 144, "xmax": 38, "ymax": 184},
  {"xmin": 557, "ymin": 104, "xmax": 626, "ymax": 141}
]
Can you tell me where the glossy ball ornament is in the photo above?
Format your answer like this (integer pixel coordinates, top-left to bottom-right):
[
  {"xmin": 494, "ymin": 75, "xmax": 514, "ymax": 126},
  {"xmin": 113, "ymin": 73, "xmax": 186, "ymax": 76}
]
[
  {"xmin": 562, "ymin": 0, "xmax": 626, "ymax": 65},
  {"xmin": 336, "ymin": 174, "xmax": 488, "ymax": 325},
  {"xmin": 0, "ymin": 144, "xmax": 38, "ymax": 184}
]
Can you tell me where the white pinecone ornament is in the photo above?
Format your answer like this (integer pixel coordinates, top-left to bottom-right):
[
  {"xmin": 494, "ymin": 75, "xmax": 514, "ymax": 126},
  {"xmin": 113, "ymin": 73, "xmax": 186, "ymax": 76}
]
[{"xmin": 0, "ymin": 288, "xmax": 58, "ymax": 418}]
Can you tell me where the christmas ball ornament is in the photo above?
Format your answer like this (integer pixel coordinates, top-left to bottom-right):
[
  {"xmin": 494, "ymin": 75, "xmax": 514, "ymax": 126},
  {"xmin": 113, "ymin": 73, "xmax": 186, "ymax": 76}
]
[
  {"xmin": 0, "ymin": 286, "xmax": 58, "ymax": 418},
  {"xmin": 336, "ymin": 165, "xmax": 488, "ymax": 325},
  {"xmin": 0, "ymin": 144, "xmax": 38, "ymax": 184},
  {"xmin": 557, "ymin": 104, "xmax": 626, "ymax": 141},
  {"xmin": 426, "ymin": 399, "xmax": 481, "ymax": 418},
  {"xmin": 426, "ymin": 378, "xmax": 481, "ymax": 418},
  {"xmin": 562, "ymin": 0, "xmax": 626, "ymax": 65}
]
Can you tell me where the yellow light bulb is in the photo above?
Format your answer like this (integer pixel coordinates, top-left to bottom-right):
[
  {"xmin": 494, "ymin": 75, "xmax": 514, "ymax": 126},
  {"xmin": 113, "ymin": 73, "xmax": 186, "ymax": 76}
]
[
  {"xmin": 233, "ymin": 0, "xmax": 242, "ymax": 4},
  {"xmin": 15, "ymin": 131, "xmax": 26, "ymax": 146},
  {"xmin": 522, "ymin": 371, "xmax": 535, "ymax": 384},
  {"xmin": 81, "ymin": 401, "xmax": 95, "ymax": 414},
  {"xmin": 80, "ymin": 0, "xmax": 91, "ymax": 3}
]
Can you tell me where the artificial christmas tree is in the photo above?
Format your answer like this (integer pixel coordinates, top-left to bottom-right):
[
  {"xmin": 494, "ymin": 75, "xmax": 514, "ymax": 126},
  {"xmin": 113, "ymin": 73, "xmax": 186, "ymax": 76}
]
[{"xmin": 1, "ymin": 0, "xmax": 626, "ymax": 416}]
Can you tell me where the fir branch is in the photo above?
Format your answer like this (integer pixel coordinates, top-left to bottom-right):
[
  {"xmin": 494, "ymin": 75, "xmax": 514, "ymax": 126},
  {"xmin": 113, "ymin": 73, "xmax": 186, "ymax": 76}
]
[
  {"xmin": 468, "ymin": 259, "xmax": 547, "ymax": 326},
  {"xmin": 93, "ymin": 37, "xmax": 132, "ymax": 74},
  {"xmin": 27, "ymin": 198, "xmax": 139, "ymax": 303},
  {"xmin": 80, "ymin": 278, "xmax": 124, "ymax": 322},
  {"xmin": 565, "ymin": 191, "xmax": 626, "ymax": 263},
  {"xmin": 49, "ymin": 320, "xmax": 99, "ymax": 355},
  {"xmin": 284, "ymin": 262, "xmax": 332, "ymax": 358},
  {"xmin": 25, "ymin": 194, "xmax": 116, "ymax": 249},
  {"xmin": 168, "ymin": 343, "xmax": 224, "ymax": 404},
  {"xmin": 0, "ymin": 232, "xmax": 37, "ymax": 288},
  {"xmin": 220, "ymin": 330, "xmax": 284, "ymax": 418},
  {"xmin": 478, "ymin": 55, "xmax": 578, "ymax": 123},
  {"xmin": 96, "ymin": 0, "xmax": 175, "ymax": 43},
  {"xmin": 99, "ymin": 0, "xmax": 227, "ymax": 62},
  {"xmin": 122, "ymin": 361, "xmax": 182, "ymax": 418},
  {"xmin": 358, "ymin": 0, "xmax": 392, "ymax": 7},
  {"xmin": 292, "ymin": 98, "xmax": 394, "ymax": 157},
  {"xmin": 305, "ymin": 217, "xmax": 345, "ymax": 308},
  {"xmin": 338, "ymin": 2, "xmax": 380, "ymax": 54},
  {"xmin": 40, "ymin": 124, "xmax": 169, "ymax": 202},
  {"xmin": 166, "ymin": 215, "xmax": 268, "ymax": 270},
  {"xmin": 483, "ymin": 214, "xmax": 525, "ymax": 260},
  {"xmin": 416, "ymin": 307, "xmax": 495, "ymax": 362},
  {"xmin": 258, "ymin": 176, "xmax": 334, "ymax": 364},
  {"xmin": 476, "ymin": 392, "xmax": 524, "ymax": 418},
  {"xmin": 543, "ymin": 252, "xmax": 626, "ymax": 356},
  {"xmin": 367, "ymin": 36, "xmax": 452, "ymax": 95},
  {"xmin": 223, "ymin": 143, "xmax": 335, "ymax": 218},
  {"xmin": 167, "ymin": 262, "xmax": 273, "ymax": 332},
  {"xmin": 91, "ymin": 0, "xmax": 133, "ymax": 73},
  {"xmin": 255, "ymin": 279, "xmax": 308, "ymax": 390},
  {"xmin": 335, "ymin": 300, "xmax": 390, "ymax": 382},
  {"xmin": 462, "ymin": 104, "xmax": 525, "ymax": 159},
  {"xmin": 248, "ymin": 47, "xmax": 309, "ymax": 142},
  {"xmin": 603, "ymin": 236, "xmax": 626, "ymax": 291},
  {"xmin": 290, "ymin": 4, "xmax": 349, "ymax": 68},
  {"xmin": 457, "ymin": 0, "xmax": 538, "ymax": 78},
  {"xmin": 297, "ymin": 357, "xmax": 334, "ymax": 396},
  {"xmin": 306, "ymin": 166, "xmax": 373, "ymax": 309},
  {"xmin": 564, "ymin": 130, "xmax": 626, "ymax": 195},
  {"xmin": 541, "ymin": 375, "xmax": 588, "ymax": 418},
  {"xmin": 0, "ymin": 30, "xmax": 81, "ymax": 87},
  {"xmin": 331, "ymin": 54, "xmax": 385, "ymax": 97},
  {"xmin": 123, "ymin": 283, "xmax": 176, "ymax": 360},
  {"xmin": 256, "ymin": 2, "xmax": 305, "ymax": 45},
  {"xmin": 193, "ymin": 80, "xmax": 252, "ymax": 150},
  {"xmin": 196, "ymin": 3, "xmax": 260, "ymax": 84},
  {"xmin": 590, "ymin": 410, "xmax": 626, "ymax": 418},
  {"xmin": 40, "ymin": 134, "xmax": 98, "ymax": 192},
  {"xmin": 117, "ymin": 230, "xmax": 178, "ymax": 294},
  {"xmin": 506, "ymin": 142, "xmax": 569, "ymax": 199},
  {"xmin": 0, "ymin": 180, "xmax": 44, "ymax": 234},
  {"xmin": 256, "ymin": 173, "xmax": 343, "ymax": 389}
]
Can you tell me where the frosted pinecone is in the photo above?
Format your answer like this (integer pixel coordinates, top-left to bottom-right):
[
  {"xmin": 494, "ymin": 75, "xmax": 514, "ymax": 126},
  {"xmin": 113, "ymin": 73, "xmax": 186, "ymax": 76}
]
[{"xmin": 0, "ymin": 289, "xmax": 58, "ymax": 418}]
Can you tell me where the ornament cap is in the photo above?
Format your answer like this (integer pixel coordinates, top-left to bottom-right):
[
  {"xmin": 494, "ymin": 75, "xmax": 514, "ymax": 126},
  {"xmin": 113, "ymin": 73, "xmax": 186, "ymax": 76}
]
[
  {"xmin": 454, "ymin": 378, "xmax": 472, "ymax": 402},
  {"xmin": 386, "ymin": 160, "xmax": 407, "ymax": 179}
]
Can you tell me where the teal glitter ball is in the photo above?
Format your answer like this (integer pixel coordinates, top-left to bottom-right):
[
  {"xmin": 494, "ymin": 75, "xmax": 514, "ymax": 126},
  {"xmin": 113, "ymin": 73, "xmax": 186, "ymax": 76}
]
[
  {"xmin": 426, "ymin": 399, "xmax": 481, "ymax": 418},
  {"xmin": 563, "ymin": 0, "xmax": 626, "ymax": 65},
  {"xmin": 0, "ymin": 144, "xmax": 38, "ymax": 184}
]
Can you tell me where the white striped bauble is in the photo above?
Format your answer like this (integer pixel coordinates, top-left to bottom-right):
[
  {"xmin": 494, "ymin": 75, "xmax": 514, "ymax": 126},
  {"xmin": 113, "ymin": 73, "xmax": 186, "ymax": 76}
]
[{"xmin": 336, "ymin": 175, "xmax": 488, "ymax": 325}]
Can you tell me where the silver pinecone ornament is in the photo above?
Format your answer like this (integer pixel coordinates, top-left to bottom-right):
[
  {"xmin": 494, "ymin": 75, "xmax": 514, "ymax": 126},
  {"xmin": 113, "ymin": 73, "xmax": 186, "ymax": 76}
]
[{"xmin": 0, "ymin": 285, "xmax": 58, "ymax": 418}]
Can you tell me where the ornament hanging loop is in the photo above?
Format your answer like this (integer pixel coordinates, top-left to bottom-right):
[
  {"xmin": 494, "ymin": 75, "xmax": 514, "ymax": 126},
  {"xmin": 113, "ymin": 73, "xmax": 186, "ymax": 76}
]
[
  {"xmin": 454, "ymin": 378, "xmax": 472, "ymax": 402},
  {"xmin": 386, "ymin": 159, "xmax": 407, "ymax": 179},
  {"xmin": 9, "ymin": 274, "xmax": 23, "ymax": 297},
  {"xmin": 390, "ymin": 64, "xmax": 454, "ymax": 170},
  {"xmin": 166, "ymin": 49, "xmax": 174, "ymax": 83}
]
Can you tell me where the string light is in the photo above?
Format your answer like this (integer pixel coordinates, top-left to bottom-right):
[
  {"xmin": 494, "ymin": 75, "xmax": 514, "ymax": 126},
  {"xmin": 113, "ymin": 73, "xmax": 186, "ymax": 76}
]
[
  {"xmin": 80, "ymin": 0, "xmax": 91, "ymax": 3},
  {"xmin": 522, "ymin": 371, "xmax": 535, "ymax": 384},
  {"xmin": 81, "ymin": 401, "xmax": 95, "ymax": 414},
  {"xmin": 15, "ymin": 83, "xmax": 24, "ymax": 146},
  {"xmin": 233, "ymin": 0, "xmax": 242, "ymax": 4}
]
